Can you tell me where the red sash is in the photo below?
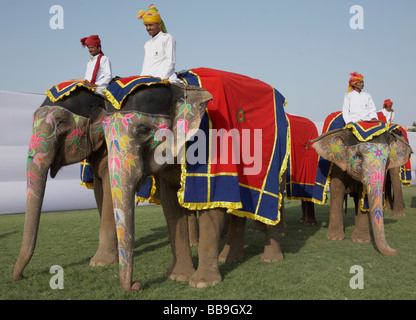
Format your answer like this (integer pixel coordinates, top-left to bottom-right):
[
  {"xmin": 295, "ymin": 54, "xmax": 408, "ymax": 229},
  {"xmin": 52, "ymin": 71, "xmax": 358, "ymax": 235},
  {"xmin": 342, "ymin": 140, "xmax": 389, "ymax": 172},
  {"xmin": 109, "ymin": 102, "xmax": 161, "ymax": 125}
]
[{"xmin": 90, "ymin": 52, "xmax": 104, "ymax": 84}]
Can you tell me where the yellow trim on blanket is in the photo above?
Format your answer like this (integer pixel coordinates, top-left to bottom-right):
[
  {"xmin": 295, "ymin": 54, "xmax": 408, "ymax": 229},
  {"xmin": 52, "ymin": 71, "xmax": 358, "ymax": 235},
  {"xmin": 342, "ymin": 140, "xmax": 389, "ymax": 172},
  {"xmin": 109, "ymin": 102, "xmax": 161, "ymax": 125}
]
[
  {"xmin": 80, "ymin": 182, "xmax": 94, "ymax": 189},
  {"xmin": 104, "ymin": 78, "xmax": 169, "ymax": 110},
  {"xmin": 135, "ymin": 175, "xmax": 159, "ymax": 203},
  {"xmin": 344, "ymin": 122, "xmax": 389, "ymax": 142},
  {"xmin": 46, "ymin": 82, "xmax": 96, "ymax": 103},
  {"xmin": 310, "ymin": 162, "xmax": 334, "ymax": 205}
]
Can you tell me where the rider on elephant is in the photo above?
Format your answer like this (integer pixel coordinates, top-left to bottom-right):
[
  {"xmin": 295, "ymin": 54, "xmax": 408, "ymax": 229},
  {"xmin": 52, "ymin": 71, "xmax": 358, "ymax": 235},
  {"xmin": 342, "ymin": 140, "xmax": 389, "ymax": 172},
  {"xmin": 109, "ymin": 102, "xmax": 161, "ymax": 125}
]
[
  {"xmin": 80, "ymin": 35, "xmax": 112, "ymax": 93},
  {"xmin": 379, "ymin": 99, "xmax": 395, "ymax": 124},
  {"xmin": 137, "ymin": 4, "xmax": 183, "ymax": 84},
  {"xmin": 78, "ymin": 35, "xmax": 112, "ymax": 189},
  {"xmin": 342, "ymin": 72, "xmax": 378, "ymax": 124}
]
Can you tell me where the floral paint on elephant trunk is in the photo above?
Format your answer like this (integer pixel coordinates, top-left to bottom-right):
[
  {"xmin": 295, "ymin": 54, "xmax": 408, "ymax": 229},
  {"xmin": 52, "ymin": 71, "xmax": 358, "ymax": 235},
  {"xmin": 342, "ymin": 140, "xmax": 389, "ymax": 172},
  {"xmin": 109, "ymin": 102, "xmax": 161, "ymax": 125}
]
[
  {"xmin": 104, "ymin": 112, "xmax": 171, "ymax": 271},
  {"xmin": 350, "ymin": 143, "xmax": 389, "ymax": 230}
]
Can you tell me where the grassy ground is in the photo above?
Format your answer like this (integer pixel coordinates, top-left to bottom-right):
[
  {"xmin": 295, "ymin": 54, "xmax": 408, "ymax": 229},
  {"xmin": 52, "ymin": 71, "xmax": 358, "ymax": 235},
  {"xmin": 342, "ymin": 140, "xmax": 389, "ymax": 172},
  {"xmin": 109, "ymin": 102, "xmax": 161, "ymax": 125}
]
[{"xmin": 1, "ymin": 187, "xmax": 416, "ymax": 300}]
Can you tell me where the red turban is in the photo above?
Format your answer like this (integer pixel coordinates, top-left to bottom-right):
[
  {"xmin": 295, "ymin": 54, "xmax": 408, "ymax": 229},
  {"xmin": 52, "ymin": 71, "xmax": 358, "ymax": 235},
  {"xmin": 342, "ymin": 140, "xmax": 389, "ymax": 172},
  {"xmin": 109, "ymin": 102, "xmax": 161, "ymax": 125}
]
[
  {"xmin": 383, "ymin": 99, "xmax": 393, "ymax": 108},
  {"xmin": 80, "ymin": 35, "xmax": 101, "ymax": 47},
  {"xmin": 347, "ymin": 72, "xmax": 364, "ymax": 92}
]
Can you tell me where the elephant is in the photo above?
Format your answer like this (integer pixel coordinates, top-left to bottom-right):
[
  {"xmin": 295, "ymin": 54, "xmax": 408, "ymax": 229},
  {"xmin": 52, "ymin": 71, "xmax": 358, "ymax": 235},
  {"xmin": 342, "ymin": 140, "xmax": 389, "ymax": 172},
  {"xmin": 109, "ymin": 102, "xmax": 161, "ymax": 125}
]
[
  {"xmin": 103, "ymin": 68, "xmax": 291, "ymax": 292},
  {"xmin": 104, "ymin": 82, "xmax": 219, "ymax": 291},
  {"xmin": 13, "ymin": 85, "xmax": 118, "ymax": 281},
  {"xmin": 311, "ymin": 125, "xmax": 412, "ymax": 256}
]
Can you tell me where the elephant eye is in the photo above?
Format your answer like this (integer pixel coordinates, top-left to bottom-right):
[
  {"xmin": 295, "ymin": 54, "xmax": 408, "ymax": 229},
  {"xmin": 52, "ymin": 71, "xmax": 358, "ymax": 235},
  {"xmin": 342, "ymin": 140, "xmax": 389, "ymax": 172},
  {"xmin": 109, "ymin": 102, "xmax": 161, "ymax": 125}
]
[
  {"xmin": 56, "ymin": 120, "xmax": 69, "ymax": 133},
  {"xmin": 135, "ymin": 125, "xmax": 152, "ymax": 136}
]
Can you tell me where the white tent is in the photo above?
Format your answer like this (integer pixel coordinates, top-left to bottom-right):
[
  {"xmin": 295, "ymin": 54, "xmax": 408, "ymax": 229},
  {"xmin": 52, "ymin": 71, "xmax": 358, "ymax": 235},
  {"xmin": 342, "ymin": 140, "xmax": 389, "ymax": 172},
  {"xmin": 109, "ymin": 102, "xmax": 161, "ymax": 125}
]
[{"xmin": 0, "ymin": 90, "xmax": 97, "ymax": 214}]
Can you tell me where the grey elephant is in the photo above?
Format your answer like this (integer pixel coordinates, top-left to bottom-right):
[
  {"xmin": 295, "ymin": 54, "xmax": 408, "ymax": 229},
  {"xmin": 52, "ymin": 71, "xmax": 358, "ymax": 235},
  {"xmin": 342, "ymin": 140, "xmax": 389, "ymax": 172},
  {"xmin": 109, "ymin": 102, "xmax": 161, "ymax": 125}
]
[
  {"xmin": 13, "ymin": 84, "xmax": 117, "ymax": 281},
  {"xmin": 311, "ymin": 124, "xmax": 412, "ymax": 256},
  {"xmin": 103, "ymin": 69, "xmax": 289, "ymax": 291}
]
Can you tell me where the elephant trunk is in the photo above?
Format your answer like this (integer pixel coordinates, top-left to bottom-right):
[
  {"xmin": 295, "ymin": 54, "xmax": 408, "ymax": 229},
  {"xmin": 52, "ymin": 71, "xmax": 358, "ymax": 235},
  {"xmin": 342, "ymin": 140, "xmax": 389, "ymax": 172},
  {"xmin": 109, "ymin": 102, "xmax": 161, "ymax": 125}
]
[
  {"xmin": 13, "ymin": 165, "xmax": 49, "ymax": 280},
  {"xmin": 367, "ymin": 186, "xmax": 399, "ymax": 256},
  {"xmin": 112, "ymin": 180, "xmax": 143, "ymax": 292}
]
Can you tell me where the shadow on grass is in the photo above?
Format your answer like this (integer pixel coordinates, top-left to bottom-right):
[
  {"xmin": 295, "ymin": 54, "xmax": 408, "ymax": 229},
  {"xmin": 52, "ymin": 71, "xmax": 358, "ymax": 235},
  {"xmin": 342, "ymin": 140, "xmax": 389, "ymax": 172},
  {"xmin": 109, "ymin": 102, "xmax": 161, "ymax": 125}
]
[{"xmin": 410, "ymin": 197, "xmax": 416, "ymax": 208}]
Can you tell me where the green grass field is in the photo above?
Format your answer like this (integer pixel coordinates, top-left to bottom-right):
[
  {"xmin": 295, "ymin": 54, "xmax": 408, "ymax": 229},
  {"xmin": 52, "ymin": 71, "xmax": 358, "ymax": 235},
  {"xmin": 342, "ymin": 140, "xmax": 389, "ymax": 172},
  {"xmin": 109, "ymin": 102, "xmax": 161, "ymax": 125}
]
[{"xmin": 1, "ymin": 187, "xmax": 416, "ymax": 300}]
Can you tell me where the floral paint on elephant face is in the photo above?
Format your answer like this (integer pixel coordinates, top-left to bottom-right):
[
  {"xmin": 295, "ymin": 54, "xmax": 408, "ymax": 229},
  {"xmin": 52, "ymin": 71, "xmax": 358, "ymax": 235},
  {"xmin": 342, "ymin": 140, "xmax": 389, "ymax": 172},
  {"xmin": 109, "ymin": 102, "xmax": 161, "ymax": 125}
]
[
  {"xmin": 27, "ymin": 106, "xmax": 87, "ymax": 200},
  {"xmin": 104, "ymin": 112, "xmax": 172, "ymax": 203},
  {"xmin": 359, "ymin": 143, "xmax": 389, "ymax": 231},
  {"xmin": 322, "ymin": 136, "xmax": 346, "ymax": 163}
]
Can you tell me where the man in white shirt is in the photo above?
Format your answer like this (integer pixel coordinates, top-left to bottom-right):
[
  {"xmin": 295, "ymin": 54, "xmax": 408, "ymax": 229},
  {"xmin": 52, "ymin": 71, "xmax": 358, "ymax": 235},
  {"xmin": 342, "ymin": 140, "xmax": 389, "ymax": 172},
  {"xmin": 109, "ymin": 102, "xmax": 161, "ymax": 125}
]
[
  {"xmin": 80, "ymin": 35, "xmax": 112, "ymax": 92},
  {"xmin": 379, "ymin": 99, "xmax": 395, "ymax": 123},
  {"xmin": 342, "ymin": 72, "xmax": 378, "ymax": 124},
  {"xmin": 137, "ymin": 5, "xmax": 182, "ymax": 83}
]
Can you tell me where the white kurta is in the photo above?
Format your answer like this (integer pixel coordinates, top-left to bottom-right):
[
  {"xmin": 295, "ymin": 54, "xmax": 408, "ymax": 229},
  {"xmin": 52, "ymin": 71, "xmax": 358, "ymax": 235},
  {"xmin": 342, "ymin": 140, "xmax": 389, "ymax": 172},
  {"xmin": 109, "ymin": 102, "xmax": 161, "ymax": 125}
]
[
  {"xmin": 380, "ymin": 108, "xmax": 395, "ymax": 123},
  {"xmin": 342, "ymin": 90, "xmax": 378, "ymax": 124},
  {"xmin": 84, "ymin": 54, "xmax": 112, "ymax": 89},
  {"xmin": 140, "ymin": 32, "xmax": 182, "ymax": 83}
]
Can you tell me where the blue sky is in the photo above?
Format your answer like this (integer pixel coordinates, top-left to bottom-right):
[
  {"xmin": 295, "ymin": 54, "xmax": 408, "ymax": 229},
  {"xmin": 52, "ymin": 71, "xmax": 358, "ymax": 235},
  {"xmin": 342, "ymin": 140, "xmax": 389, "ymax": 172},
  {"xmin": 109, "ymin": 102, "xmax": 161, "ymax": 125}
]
[{"xmin": 1, "ymin": 0, "xmax": 415, "ymax": 126}]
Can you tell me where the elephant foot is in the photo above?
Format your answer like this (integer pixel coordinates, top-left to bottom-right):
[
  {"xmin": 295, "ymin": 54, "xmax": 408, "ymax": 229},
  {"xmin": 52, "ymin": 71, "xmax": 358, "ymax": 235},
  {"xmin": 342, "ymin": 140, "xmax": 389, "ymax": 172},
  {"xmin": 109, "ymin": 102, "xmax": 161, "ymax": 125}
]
[
  {"xmin": 392, "ymin": 209, "xmax": 406, "ymax": 217},
  {"xmin": 89, "ymin": 249, "xmax": 118, "ymax": 267},
  {"xmin": 218, "ymin": 244, "xmax": 244, "ymax": 263},
  {"xmin": 326, "ymin": 229, "xmax": 345, "ymax": 241},
  {"xmin": 261, "ymin": 244, "xmax": 284, "ymax": 263},
  {"xmin": 189, "ymin": 237, "xmax": 199, "ymax": 248},
  {"xmin": 301, "ymin": 218, "xmax": 317, "ymax": 226},
  {"xmin": 189, "ymin": 266, "xmax": 222, "ymax": 288},
  {"xmin": 166, "ymin": 263, "xmax": 196, "ymax": 282},
  {"xmin": 351, "ymin": 231, "xmax": 371, "ymax": 243}
]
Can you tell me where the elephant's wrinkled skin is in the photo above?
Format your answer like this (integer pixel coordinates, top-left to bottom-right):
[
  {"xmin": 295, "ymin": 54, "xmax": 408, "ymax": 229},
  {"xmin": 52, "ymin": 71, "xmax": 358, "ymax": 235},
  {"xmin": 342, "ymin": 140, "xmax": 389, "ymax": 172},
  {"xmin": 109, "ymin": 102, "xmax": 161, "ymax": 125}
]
[
  {"xmin": 311, "ymin": 126, "xmax": 412, "ymax": 256},
  {"xmin": 104, "ymin": 83, "xmax": 226, "ymax": 291},
  {"xmin": 13, "ymin": 88, "xmax": 117, "ymax": 281}
]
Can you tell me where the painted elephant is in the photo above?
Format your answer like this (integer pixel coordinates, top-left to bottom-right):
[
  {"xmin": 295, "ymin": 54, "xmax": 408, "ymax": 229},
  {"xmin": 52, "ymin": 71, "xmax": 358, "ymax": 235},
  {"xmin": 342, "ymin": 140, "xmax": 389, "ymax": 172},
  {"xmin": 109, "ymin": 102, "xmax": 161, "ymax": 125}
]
[
  {"xmin": 311, "ymin": 126, "xmax": 412, "ymax": 256},
  {"xmin": 104, "ymin": 82, "xmax": 220, "ymax": 291},
  {"xmin": 13, "ymin": 86, "xmax": 117, "ymax": 281}
]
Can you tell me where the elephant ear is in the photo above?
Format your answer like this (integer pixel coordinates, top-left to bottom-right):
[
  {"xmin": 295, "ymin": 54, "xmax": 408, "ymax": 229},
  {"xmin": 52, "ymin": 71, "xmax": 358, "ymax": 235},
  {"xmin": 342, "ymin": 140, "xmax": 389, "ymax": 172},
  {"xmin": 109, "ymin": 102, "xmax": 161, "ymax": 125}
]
[
  {"xmin": 169, "ymin": 83, "xmax": 213, "ymax": 158},
  {"xmin": 387, "ymin": 132, "xmax": 413, "ymax": 169},
  {"xmin": 311, "ymin": 128, "xmax": 349, "ymax": 171}
]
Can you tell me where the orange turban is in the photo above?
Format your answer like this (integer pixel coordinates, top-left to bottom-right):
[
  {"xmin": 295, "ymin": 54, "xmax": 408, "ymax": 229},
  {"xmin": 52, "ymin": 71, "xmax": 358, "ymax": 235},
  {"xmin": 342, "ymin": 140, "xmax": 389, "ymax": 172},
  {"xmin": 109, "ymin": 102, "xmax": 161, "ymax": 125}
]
[
  {"xmin": 137, "ymin": 4, "xmax": 167, "ymax": 33},
  {"xmin": 347, "ymin": 72, "xmax": 364, "ymax": 92},
  {"xmin": 383, "ymin": 99, "xmax": 393, "ymax": 108}
]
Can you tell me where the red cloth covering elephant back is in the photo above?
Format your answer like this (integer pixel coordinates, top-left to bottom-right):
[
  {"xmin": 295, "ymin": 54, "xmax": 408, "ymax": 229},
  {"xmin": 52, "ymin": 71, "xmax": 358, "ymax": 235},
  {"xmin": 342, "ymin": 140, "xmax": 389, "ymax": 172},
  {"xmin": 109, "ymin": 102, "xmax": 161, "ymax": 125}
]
[{"xmin": 285, "ymin": 114, "xmax": 319, "ymax": 200}]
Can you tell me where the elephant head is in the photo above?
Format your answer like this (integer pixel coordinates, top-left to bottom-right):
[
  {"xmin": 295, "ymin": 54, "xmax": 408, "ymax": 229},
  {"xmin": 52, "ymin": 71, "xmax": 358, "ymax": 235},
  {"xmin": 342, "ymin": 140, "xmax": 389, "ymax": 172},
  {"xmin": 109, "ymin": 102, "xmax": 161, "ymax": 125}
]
[
  {"xmin": 103, "ymin": 83, "xmax": 212, "ymax": 291},
  {"xmin": 13, "ymin": 88, "xmax": 107, "ymax": 280},
  {"xmin": 312, "ymin": 127, "xmax": 412, "ymax": 255}
]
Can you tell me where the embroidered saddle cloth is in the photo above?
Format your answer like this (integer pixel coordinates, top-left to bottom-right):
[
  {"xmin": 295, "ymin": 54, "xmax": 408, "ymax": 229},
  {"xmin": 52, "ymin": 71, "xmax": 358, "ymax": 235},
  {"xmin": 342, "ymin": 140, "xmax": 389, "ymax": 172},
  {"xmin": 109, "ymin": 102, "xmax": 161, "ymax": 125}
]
[{"xmin": 46, "ymin": 81, "xmax": 95, "ymax": 102}]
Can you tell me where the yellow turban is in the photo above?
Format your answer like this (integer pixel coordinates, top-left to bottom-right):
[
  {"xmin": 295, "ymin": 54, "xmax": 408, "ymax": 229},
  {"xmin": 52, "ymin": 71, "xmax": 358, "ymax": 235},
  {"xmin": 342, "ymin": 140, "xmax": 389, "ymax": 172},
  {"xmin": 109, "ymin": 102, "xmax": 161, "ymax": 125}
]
[{"xmin": 137, "ymin": 4, "xmax": 167, "ymax": 33}]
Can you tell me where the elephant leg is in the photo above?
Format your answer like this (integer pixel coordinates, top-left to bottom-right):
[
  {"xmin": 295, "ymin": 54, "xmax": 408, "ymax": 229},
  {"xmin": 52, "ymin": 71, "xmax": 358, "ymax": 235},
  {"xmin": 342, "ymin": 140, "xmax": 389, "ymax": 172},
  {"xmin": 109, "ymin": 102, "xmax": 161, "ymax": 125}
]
[
  {"xmin": 327, "ymin": 173, "xmax": 346, "ymax": 240},
  {"xmin": 301, "ymin": 200, "xmax": 317, "ymax": 225},
  {"xmin": 385, "ymin": 172, "xmax": 393, "ymax": 210},
  {"xmin": 219, "ymin": 215, "xmax": 246, "ymax": 263},
  {"xmin": 159, "ymin": 176, "xmax": 195, "ymax": 282},
  {"xmin": 390, "ymin": 167, "xmax": 406, "ymax": 216},
  {"xmin": 189, "ymin": 209, "xmax": 225, "ymax": 288},
  {"xmin": 188, "ymin": 211, "xmax": 199, "ymax": 247},
  {"xmin": 90, "ymin": 174, "xmax": 118, "ymax": 267},
  {"xmin": 351, "ymin": 205, "xmax": 371, "ymax": 243},
  {"xmin": 261, "ymin": 223, "xmax": 284, "ymax": 262}
]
